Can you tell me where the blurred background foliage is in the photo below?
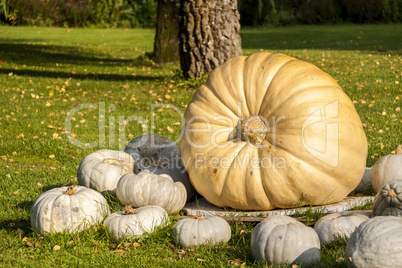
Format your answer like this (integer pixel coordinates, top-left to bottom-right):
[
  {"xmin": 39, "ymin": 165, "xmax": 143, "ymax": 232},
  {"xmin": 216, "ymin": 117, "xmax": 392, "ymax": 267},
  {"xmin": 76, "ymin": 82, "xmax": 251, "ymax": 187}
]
[{"xmin": 0, "ymin": 0, "xmax": 400, "ymax": 27}]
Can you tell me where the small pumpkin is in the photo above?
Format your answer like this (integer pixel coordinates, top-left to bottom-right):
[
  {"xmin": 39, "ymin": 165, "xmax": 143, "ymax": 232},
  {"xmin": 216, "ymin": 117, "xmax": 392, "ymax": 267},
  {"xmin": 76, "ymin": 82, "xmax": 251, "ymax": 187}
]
[
  {"xmin": 30, "ymin": 185, "xmax": 109, "ymax": 234},
  {"xmin": 172, "ymin": 215, "xmax": 231, "ymax": 247},
  {"xmin": 103, "ymin": 205, "xmax": 168, "ymax": 241},
  {"xmin": 116, "ymin": 170, "xmax": 187, "ymax": 214},
  {"xmin": 345, "ymin": 216, "xmax": 402, "ymax": 267},
  {"xmin": 314, "ymin": 211, "xmax": 369, "ymax": 243},
  {"xmin": 125, "ymin": 134, "xmax": 195, "ymax": 201},
  {"xmin": 77, "ymin": 149, "xmax": 134, "ymax": 196},
  {"xmin": 372, "ymin": 179, "xmax": 402, "ymax": 217},
  {"xmin": 180, "ymin": 52, "xmax": 368, "ymax": 210},
  {"xmin": 250, "ymin": 215, "xmax": 320, "ymax": 266},
  {"xmin": 371, "ymin": 144, "xmax": 402, "ymax": 193}
]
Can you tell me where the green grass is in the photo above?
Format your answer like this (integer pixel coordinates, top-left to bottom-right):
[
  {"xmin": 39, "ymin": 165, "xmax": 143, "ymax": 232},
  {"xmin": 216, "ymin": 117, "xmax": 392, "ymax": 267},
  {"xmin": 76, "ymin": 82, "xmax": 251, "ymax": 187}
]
[{"xmin": 0, "ymin": 24, "xmax": 401, "ymax": 267}]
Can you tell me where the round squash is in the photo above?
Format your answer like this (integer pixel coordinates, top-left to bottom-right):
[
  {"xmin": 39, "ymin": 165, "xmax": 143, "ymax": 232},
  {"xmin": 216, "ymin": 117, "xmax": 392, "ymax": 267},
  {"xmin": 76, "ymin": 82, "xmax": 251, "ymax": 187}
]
[
  {"xmin": 179, "ymin": 52, "xmax": 367, "ymax": 210},
  {"xmin": 103, "ymin": 205, "xmax": 168, "ymax": 241},
  {"xmin": 116, "ymin": 170, "xmax": 187, "ymax": 214},
  {"xmin": 371, "ymin": 145, "xmax": 402, "ymax": 193},
  {"xmin": 250, "ymin": 215, "xmax": 320, "ymax": 266},
  {"xmin": 172, "ymin": 215, "xmax": 231, "ymax": 247},
  {"xmin": 372, "ymin": 179, "xmax": 402, "ymax": 217},
  {"xmin": 77, "ymin": 149, "xmax": 134, "ymax": 196},
  {"xmin": 314, "ymin": 211, "xmax": 369, "ymax": 243},
  {"xmin": 345, "ymin": 216, "xmax": 402, "ymax": 267},
  {"xmin": 125, "ymin": 134, "xmax": 196, "ymax": 201},
  {"xmin": 30, "ymin": 185, "xmax": 109, "ymax": 234}
]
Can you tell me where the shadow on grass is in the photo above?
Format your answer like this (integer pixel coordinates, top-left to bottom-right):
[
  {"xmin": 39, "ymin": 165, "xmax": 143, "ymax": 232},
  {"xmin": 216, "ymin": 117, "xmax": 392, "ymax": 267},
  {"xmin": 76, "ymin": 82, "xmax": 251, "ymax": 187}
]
[
  {"xmin": 0, "ymin": 40, "xmax": 164, "ymax": 81},
  {"xmin": 0, "ymin": 68, "xmax": 164, "ymax": 82}
]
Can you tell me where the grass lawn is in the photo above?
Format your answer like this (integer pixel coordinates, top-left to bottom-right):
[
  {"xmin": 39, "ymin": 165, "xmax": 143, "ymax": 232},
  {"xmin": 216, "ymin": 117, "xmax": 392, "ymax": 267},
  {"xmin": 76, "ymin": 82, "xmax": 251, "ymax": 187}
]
[{"xmin": 0, "ymin": 24, "xmax": 401, "ymax": 267}]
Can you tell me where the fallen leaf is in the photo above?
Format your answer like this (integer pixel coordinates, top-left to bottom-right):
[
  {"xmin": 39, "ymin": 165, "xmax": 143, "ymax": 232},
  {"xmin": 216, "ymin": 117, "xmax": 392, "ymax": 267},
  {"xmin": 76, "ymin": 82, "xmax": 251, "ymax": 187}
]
[
  {"xmin": 167, "ymin": 126, "xmax": 174, "ymax": 133},
  {"xmin": 27, "ymin": 241, "xmax": 34, "ymax": 247},
  {"xmin": 53, "ymin": 245, "xmax": 61, "ymax": 251},
  {"xmin": 133, "ymin": 242, "xmax": 141, "ymax": 248},
  {"xmin": 13, "ymin": 190, "xmax": 19, "ymax": 195},
  {"xmin": 114, "ymin": 249, "xmax": 125, "ymax": 255},
  {"xmin": 12, "ymin": 151, "xmax": 17, "ymax": 156},
  {"xmin": 49, "ymin": 155, "xmax": 55, "ymax": 159}
]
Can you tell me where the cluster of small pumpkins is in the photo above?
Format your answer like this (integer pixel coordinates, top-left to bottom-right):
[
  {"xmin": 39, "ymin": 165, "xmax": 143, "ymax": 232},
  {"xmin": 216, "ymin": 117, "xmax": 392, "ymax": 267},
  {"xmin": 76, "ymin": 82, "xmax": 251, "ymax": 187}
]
[
  {"xmin": 29, "ymin": 52, "xmax": 401, "ymax": 266},
  {"xmin": 30, "ymin": 134, "xmax": 230, "ymax": 247}
]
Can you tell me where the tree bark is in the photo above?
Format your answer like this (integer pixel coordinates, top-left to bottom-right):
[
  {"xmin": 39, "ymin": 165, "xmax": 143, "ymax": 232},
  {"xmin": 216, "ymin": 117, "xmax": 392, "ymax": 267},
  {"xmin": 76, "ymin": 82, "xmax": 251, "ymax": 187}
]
[
  {"xmin": 153, "ymin": 0, "xmax": 181, "ymax": 64},
  {"xmin": 180, "ymin": 0, "xmax": 242, "ymax": 78}
]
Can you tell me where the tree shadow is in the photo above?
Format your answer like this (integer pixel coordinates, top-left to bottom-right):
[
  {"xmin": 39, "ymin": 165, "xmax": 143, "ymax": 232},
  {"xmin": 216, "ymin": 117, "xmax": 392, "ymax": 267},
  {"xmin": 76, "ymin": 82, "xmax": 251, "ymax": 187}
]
[
  {"xmin": 0, "ymin": 39, "xmax": 165, "ymax": 81},
  {"xmin": 0, "ymin": 67, "xmax": 163, "ymax": 82}
]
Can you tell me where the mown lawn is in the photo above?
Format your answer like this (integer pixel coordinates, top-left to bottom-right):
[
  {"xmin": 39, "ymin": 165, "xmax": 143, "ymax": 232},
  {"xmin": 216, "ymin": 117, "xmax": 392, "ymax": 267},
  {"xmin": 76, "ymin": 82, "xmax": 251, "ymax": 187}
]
[{"xmin": 0, "ymin": 24, "xmax": 400, "ymax": 267}]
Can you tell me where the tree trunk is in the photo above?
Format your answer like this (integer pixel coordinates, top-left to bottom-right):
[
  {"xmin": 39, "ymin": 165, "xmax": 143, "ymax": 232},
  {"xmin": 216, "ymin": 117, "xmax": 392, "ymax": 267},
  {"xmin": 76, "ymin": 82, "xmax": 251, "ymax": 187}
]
[
  {"xmin": 153, "ymin": 0, "xmax": 181, "ymax": 64},
  {"xmin": 180, "ymin": 0, "xmax": 242, "ymax": 78}
]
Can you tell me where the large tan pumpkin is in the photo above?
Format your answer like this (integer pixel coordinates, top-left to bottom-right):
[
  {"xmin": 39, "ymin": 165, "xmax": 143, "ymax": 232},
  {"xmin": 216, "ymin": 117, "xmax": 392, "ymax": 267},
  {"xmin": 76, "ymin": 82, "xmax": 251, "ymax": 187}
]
[{"xmin": 179, "ymin": 52, "xmax": 367, "ymax": 210}]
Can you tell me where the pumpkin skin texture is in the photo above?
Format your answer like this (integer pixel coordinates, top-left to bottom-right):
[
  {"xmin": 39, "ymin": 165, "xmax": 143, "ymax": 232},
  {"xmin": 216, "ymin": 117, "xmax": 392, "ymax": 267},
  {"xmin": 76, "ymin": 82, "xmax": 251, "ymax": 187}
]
[
  {"xmin": 345, "ymin": 216, "xmax": 402, "ymax": 268},
  {"xmin": 125, "ymin": 134, "xmax": 196, "ymax": 201},
  {"xmin": 77, "ymin": 149, "xmax": 134, "ymax": 196},
  {"xmin": 179, "ymin": 52, "xmax": 368, "ymax": 210},
  {"xmin": 372, "ymin": 179, "xmax": 402, "ymax": 217},
  {"xmin": 370, "ymin": 145, "xmax": 402, "ymax": 193},
  {"xmin": 103, "ymin": 205, "xmax": 168, "ymax": 241},
  {"xmin": 250, "ymin": 215, "xmax": 320, "ymax": 266},
  {"xmin": 116, "ymin": 170, "xmax": 187, "ymax": 214},
  {"xmin": 172, "ymin": 216, "xmax": 231, "ymax": 247},
  {"xmin": 30, "ymin": 185, "xmax": 109, "ymax": 234},
  {"xmin": 314, "ymin": 211, "xmax": 369, "ymax": 243}
]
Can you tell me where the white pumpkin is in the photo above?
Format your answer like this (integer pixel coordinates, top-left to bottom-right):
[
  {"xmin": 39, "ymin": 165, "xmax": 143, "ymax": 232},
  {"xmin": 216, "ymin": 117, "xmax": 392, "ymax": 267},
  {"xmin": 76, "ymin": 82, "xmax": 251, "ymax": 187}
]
[
  {"xmin": 30, "ymin": 185, "xmax": 109, "ymax": 234},
  {"xmin": 77, "ymin": 149, "xmax": 134, "ymax": 196},
  {"xmin": 314, "ymin": 211, "xmax": 369, "ymax": 243},
  {"xmin": 103, "ymin": 205, "xmax": 168, "ymax": 241},
  {"xmin": 125, "ymin": 134, "xmax": 196, "ymax": 201},
  {"xmin": 371, "ymin": 145, "xmax": 402, "ymax": 193},
  {"xmin": 251, "ymin": 215, "xmax": 320, "ymax": 266},
  {"xmin": 116, "ymin": 170, "xmax": 187, "ymax": 214},
  {"xmin": 172, "ymin": 215, "xmax": 231, "ymax": 247},
  {"xmin": 345, "ymin": 216, "xmax": 402, "ymax": 267}
]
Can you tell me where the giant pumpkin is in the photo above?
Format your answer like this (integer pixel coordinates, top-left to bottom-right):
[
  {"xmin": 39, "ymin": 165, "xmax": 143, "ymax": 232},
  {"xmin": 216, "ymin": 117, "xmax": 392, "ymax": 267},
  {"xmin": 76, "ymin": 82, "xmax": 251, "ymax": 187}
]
[{"xmin": 179, "ymin": 52, "xmax": 367, "ymax": 210}]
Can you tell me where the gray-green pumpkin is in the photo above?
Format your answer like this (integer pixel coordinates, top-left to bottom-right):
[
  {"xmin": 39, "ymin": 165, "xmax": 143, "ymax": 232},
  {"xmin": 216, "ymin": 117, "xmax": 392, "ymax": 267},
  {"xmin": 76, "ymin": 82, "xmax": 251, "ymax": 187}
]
[
  {"xmin": 345, "ymin": 216, "xmax": 402, "ymax": 267},
  {"xmin": 373, "ymin": 179, "xmax": 402, "ymax": 217},
  {"xmin": 124, "ymin": 134, "xmax": 195, "ymax": 201}
]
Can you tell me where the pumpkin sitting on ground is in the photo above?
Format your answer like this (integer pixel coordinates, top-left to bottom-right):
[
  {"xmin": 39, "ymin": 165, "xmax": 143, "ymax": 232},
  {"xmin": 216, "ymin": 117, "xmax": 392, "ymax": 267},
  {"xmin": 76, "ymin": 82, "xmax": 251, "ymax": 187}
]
[
  {"xmin": 172, "ymin": 215, "xmax": 231, "ymax": 247},
  {"xmin": 314, "ymin": 211, "xmax": 369, "ymax": 243},
  {"xmin": 180, "ymin": 52, "xmax": 368, "ymax": 210},
  {"xmin": 371, "ymin": 144, "xmax": 402, "ymax": 193},
  {"xmin": 345, "ymin": 216, "xmax": 402, "ymax": 267},
  {"xmin": 103, "ymin": 205, "xmax": 168, "ymax": 241},
  {"xmin": 30, "ymin": 185, "xmax": 109, "ymax": 234},
  {"xmin": 250, "ymin": 215, "xmax": 320, "ymax": 266}
]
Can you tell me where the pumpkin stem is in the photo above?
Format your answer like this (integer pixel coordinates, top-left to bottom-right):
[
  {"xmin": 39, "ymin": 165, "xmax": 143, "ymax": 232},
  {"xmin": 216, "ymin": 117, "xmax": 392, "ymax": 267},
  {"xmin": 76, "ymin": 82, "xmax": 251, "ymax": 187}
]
[
  {"xmin": 387, "ymin": 188, "xmax": 397, "ymax": 198},
  {"xmin": 236, "ymin": 116, "xmax": 268, "ymax": 146},
  {"xmin": 190, "ymin": 215, "xmax": 204, "ymax": 220},
  {"xmin": 65, "ymin": 185, "xmax": 78, "ymax": 196},
  {"xmin": 103, "ymin": 158, "xmax": 122, "ymax": 166},
  {"xmin": 122, "ymin": 205, "xmax": 139, "ymax": 215},
  {"xmin": 395, "ymin": 145, "xmax": 402, "ymax": 154}
]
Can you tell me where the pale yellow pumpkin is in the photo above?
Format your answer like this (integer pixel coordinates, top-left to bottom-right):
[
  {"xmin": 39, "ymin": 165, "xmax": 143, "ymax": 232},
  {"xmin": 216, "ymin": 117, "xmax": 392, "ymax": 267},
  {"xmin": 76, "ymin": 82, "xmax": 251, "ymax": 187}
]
[{"xmin": 179, "ymin": 52, "xmax": 367, "ymax": 210}]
